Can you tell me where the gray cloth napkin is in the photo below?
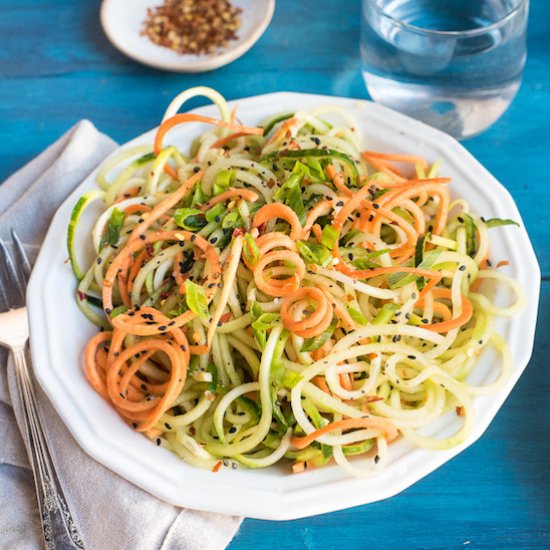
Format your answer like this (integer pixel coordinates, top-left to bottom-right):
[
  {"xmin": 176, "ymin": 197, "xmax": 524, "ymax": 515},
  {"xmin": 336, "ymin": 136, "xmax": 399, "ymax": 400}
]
[{"xmin": 0, "ymin": 121, "xmax": 242, "ymax": 550}]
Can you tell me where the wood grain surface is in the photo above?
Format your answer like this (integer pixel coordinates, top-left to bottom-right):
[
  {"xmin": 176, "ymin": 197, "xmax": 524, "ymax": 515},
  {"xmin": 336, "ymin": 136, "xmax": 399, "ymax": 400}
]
[{"xmin": 1, "ymin": 1, "xmax": 548, "ymax": 548}]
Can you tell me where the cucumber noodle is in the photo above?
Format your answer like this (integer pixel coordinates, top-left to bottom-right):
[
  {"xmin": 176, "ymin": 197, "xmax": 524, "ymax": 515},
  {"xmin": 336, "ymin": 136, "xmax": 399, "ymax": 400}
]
[{"xmin": 69, "ymin": 86, "xmax": 524, "ymax": 477}]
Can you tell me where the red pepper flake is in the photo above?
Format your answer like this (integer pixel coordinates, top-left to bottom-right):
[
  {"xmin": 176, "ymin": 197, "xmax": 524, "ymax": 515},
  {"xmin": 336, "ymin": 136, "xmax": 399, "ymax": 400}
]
[
  {"xmin": 365, "ymin": 396, "xmax": 383, "ymax": 403},
  {"xmin": 77, "ymin": 291, "xmax": 88, "ymax": 301},
  {"xmin": 456, "ymin": 406, "xmax": 465, "ymax": 417},
  {"xmin": 220, "ymin": 312, "xmax": 232, "ymax": 323},
  {"xmin": 142, "ymin": 0, "xmax": 242, "ymax": 56},
  {"xmin": 212, "ymin": 460, "xmax": 223, "ymax": 473}
]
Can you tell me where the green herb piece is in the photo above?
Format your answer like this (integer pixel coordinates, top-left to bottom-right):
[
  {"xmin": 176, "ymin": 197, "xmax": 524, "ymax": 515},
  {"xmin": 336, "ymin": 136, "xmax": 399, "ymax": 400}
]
[
  {"xmin": 109, "ymin": 305, "xmax": 128, "ymax": 318},
  {"xmin": 213, "ymin": 169, "xmax": 236, "ymax": 195},
  {"xmin": 372, "ymin": 303, "xmax": 399, "ymax": 325},
  {"xmin": 321, "ymin": 225, "xmax": 339, "ymax": 250},
  {"xmin": 301, "ymin": 317, "xmax": 337, "ymax": 352},
  {"xmin": 243, "ymin": 233, "xmax": 260, "ymax": 267},
  {"xmin": 388, "ymin": 249, "xmax": 442, "ymax": 289},
  {"xmin": 251, "ymin": 312, "xmax": 280, "ymax": 350},
  {"xmin": 184, "ymin": 280, "xmax": 209, "ymax": 320},
  {"xmin": 484, "ymin": 218, "xmax": 519, "ymax": 228},
  {"xmin": 100, "ymin": 208, "xmax": 125, "ymax": 250},
  {"xmin": 205, "ymin": 203, "xmax": 226, "ymax": 223},
  {"xmin": 207, "ymin": 363, "xmax": 218, "ymax": 393},
  {"xmin": 296, "ymin": 241, "xmax": 332, "ymax": 267},
  {"xmin": 174, "ymin": 208, "xmax": 207, "ymax": 231}
]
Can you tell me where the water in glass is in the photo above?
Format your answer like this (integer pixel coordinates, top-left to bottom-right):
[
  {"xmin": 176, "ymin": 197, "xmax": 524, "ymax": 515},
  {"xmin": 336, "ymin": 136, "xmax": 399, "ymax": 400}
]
[{"xmin": 361, "ymin": 0, "xmax": 529, "ymax": 139}]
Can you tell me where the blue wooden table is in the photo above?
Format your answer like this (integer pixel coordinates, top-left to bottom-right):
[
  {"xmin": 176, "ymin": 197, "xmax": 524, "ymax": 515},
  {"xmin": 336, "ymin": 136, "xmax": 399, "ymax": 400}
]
[{"xmin": 2, "ymin": 1, "xmax": 549, "ymax": 548}]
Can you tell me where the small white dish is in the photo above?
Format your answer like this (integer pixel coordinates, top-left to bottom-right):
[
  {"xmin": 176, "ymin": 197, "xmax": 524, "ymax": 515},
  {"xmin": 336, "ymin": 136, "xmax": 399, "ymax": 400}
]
[
  {"xmin": 100, "ymin": 0, "xmax": 275, "ymax": 72},
  {"xmin": 27, "ymin": 93, "xmax": 540, "ymax": 520}
]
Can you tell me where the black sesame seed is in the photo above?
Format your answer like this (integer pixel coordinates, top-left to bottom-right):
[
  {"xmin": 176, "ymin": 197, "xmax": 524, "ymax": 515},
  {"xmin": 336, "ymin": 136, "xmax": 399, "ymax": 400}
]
[
  {"xmin": 132, "ymin": 422, "xmax": 137, "ymax": 429},
  {"xmin": 373, "ymin": 203, "xmax": 380, "ymax": 209},
  {"xmin": 229, "ymin": 427, "xmax": 237, "ymax": 434},
  {"xmin": 459, "ymin": 265, "xmax": 466, "ymax": 271},
  {"xmin": 336, "ymin": 201, "xmax": 344, "ymax": 207},
  {"xmin": 96, "ymin": 257, "xmax": 103, "ymax": 265},
  {"xmin": 156, "ymin": 438, "xmax": 161, "ymax": 446},
  {"xmin": 105, "ymin": 307, "xmax": 112, "ymax": 315},
  {"xmin": 158, "ymin": 325, "xmax": 167, "ymax": 331},
  {"xmin": 165, "ymin": 423, "xmax": 172, "ymax": 430},
  {"xmin": 457, "ymin": 216, "xmax": 464, "ymax": 223},
  {"xmin": 139, "ymin": 234, "xmax": 146, "ymax": 240},
  {"xmin": 374, "ymin": 455, "xmax": 380, "ymax": 464},
  {"xmin": 193, "ymin": 166, "xmax": 200, "ymax": 173},
  {"xmin": 407, "ymin": 355, "xmax": 416, "ymax": 360}
]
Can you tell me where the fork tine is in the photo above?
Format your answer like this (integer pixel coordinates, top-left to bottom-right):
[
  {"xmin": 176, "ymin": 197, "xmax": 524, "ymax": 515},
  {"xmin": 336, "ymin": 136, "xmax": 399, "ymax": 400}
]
[
  {"xmin": 0, "ymin": 246, "xmax": 9, "ymax": 312},
  {"xmin": 11, "ymin": 229, "xmax": 32, "ymax": 284},
  {"xmin": 0, "ymin": 239, "xmax": 25, "ymax": 309}
]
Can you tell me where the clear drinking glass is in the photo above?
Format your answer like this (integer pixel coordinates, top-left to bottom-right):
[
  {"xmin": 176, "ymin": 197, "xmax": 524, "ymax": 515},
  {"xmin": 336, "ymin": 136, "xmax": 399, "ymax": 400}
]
[{"xmin": 361, "ymin": 0, "xmax": 529, "ymax": 139}]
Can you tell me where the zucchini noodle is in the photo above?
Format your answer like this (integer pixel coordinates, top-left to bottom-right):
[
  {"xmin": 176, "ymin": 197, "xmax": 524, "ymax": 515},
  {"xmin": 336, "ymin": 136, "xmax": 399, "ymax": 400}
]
[{"xmin": 69, "ymin": 86, "xmax": 524, "ymax": 476}]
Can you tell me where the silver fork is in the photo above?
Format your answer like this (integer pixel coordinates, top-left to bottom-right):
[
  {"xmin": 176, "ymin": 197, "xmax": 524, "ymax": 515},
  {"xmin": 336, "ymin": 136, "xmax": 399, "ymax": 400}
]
[{"xmin": 0, "ymin": 230, "xmax": 85, "ymax": 550}]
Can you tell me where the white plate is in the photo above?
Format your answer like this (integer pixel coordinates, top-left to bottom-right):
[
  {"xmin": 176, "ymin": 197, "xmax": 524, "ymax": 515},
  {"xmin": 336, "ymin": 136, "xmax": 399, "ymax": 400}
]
[
  {"xmin": 100, "ymin": 0, "xmax": 275, "ymax": 72},
  {"xmin": 27, "ymin": 93, "xmax": 540, "ymax": 520}
]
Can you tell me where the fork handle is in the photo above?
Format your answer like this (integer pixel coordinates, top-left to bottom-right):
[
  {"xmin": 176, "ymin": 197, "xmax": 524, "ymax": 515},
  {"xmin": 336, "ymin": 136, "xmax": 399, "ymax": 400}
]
[{"xmin": 13, "ymin": 346, "xmax": 86, "ymax": 550}]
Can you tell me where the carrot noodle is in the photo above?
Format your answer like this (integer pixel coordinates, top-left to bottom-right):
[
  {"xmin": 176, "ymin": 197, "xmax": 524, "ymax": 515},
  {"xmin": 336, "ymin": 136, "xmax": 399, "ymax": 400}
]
[
  {"xmin": 69, "ymin": 87, "xmax": 524, "ymax": 476},
  {"xmin": 281, "ymin": 287, "xmax": 333, "ymax": 337},
  {"xmin": 201, "ymin": 188, "xmax": 259, "ymax": 210},
  {"xmin": 253, "ymin": 203, "xmax": 303, "ymax": 240}
]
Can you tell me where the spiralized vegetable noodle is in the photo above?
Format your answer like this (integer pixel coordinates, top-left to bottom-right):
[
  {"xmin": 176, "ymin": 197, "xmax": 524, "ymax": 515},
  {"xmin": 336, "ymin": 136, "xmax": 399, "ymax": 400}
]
[{"xmin": 68, "ymin": 86, "xmax": 524, "ymax": 476}]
